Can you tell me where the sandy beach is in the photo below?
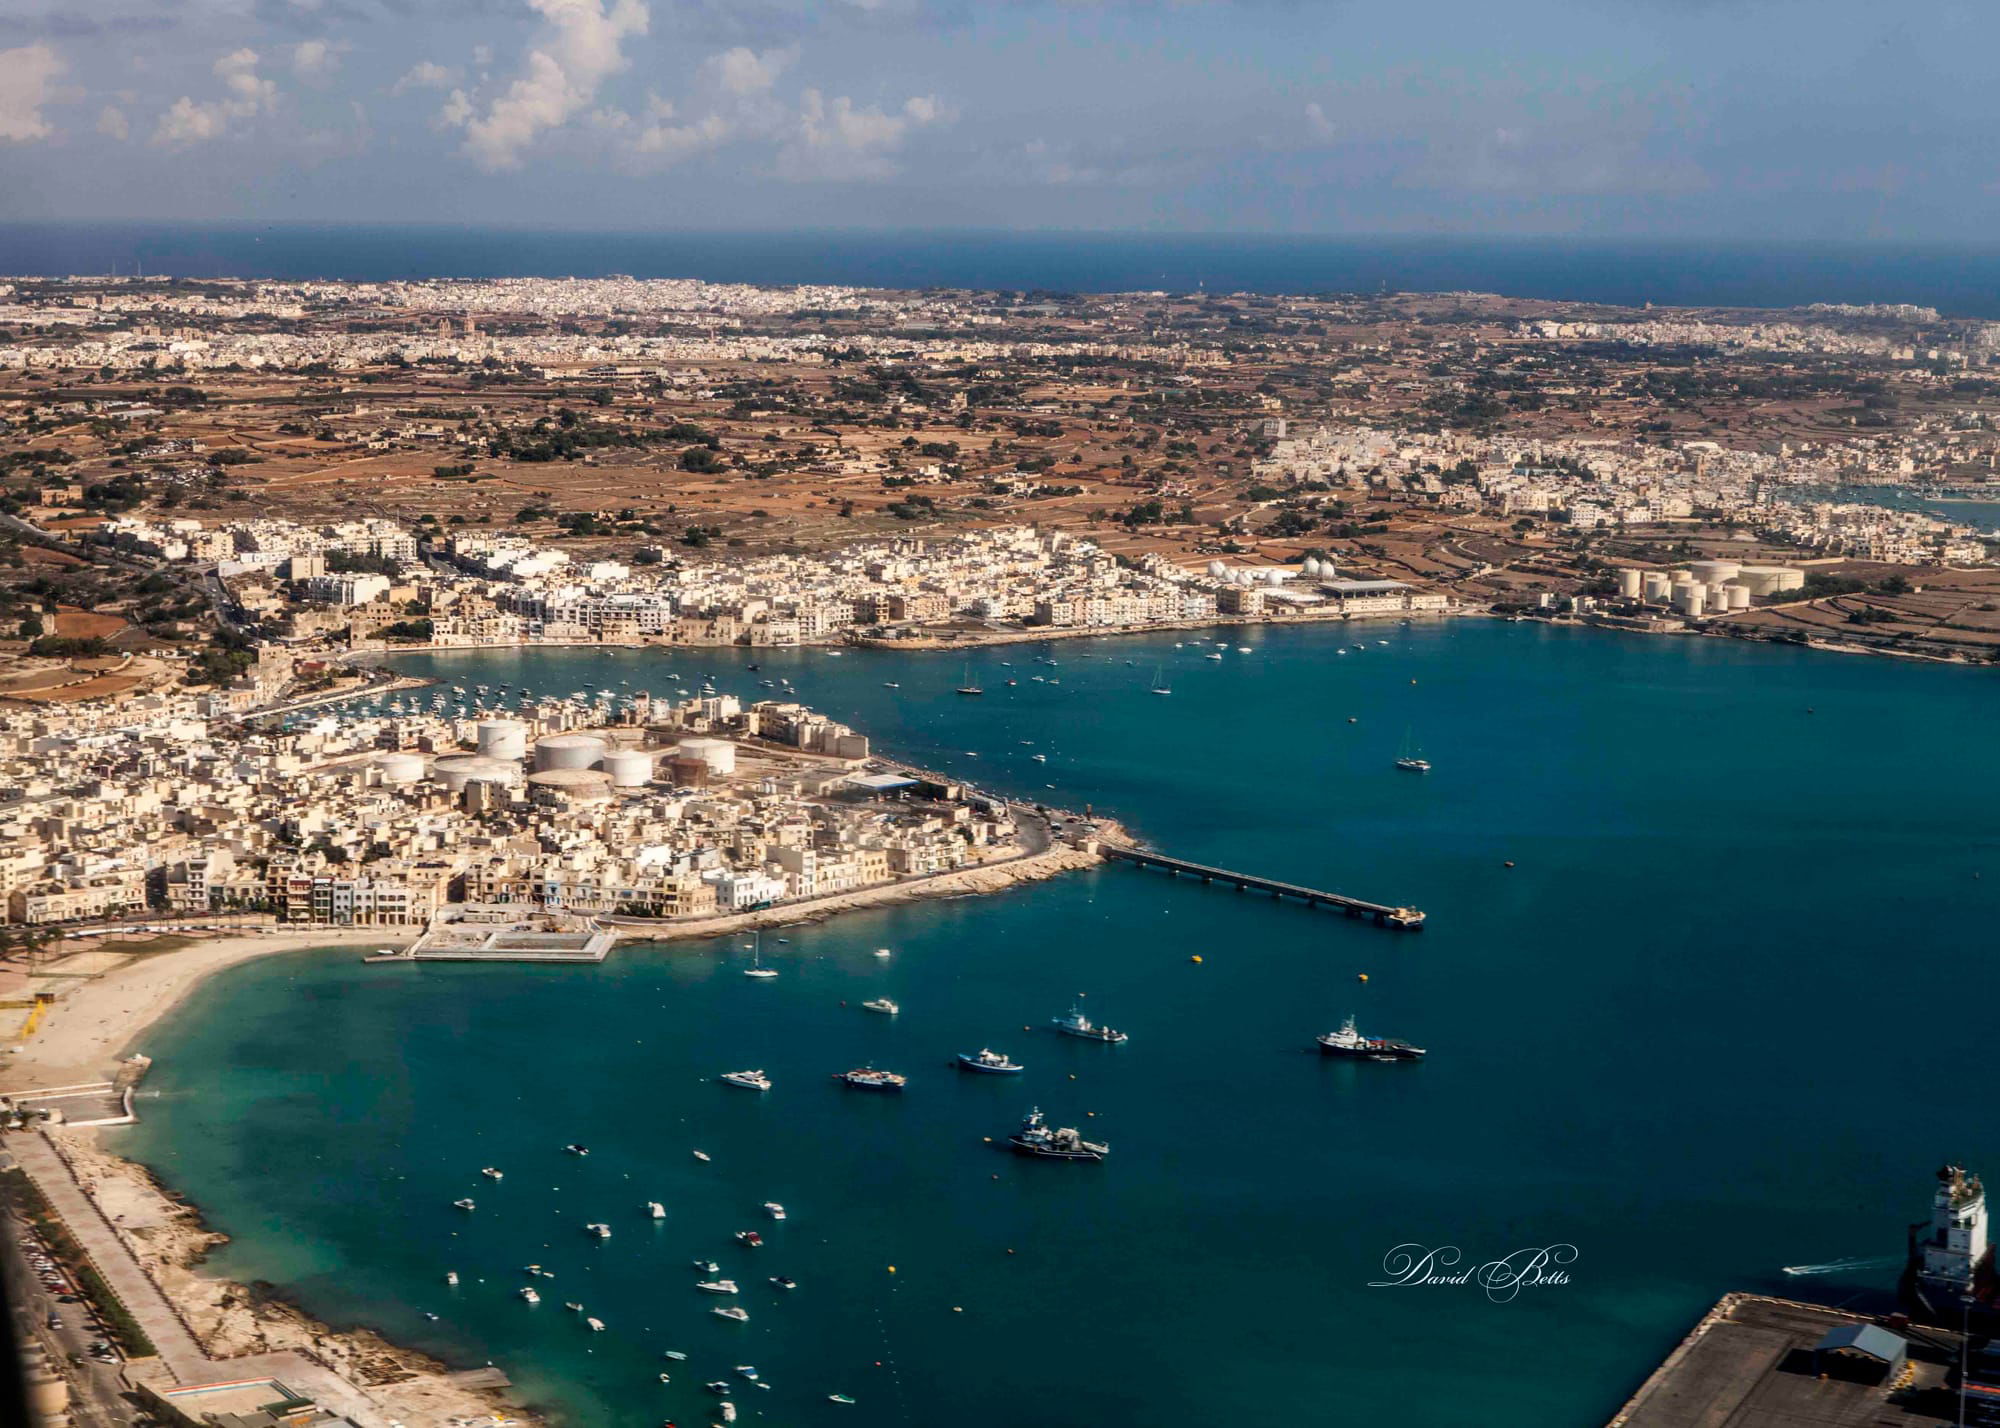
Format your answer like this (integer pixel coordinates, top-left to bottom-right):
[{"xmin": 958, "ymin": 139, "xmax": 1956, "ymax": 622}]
[{"xmin": 1, "ymin": 929, "xmax": 409, "ymax": 1092}]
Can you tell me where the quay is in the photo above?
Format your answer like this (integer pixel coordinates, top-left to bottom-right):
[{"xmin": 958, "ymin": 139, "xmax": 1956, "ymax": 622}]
[
  {"xmin": 368, "ymin": 903, "xmax": 614, "ymax": 963},
  {"xmin": 1100, "ymin": 844, "xmax": 1425, "ymax": 930}
]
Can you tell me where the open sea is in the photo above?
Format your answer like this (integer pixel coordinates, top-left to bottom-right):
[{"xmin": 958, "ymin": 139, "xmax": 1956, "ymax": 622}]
[
  {"xmin": 10, "ymin": 223, "xmax": 2000, "ymax": 314},
  {"xmin": 119, "ymin": 620, "xmax": 2000, "ymax": 1426}
]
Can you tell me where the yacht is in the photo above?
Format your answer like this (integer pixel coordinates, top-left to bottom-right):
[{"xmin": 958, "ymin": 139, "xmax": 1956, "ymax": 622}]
[
  {"xmin": 647, "ymin": 1201, "xmax": 666, "ymax": 1219},
  {"xmin": 769, "ymin": 1276, "xmax": 797, "ymax": 1291},
  {"xmin": 861, "ymin": 998, "xmax": 900, "ymax": 1015},
  {"xmin": 1006, "ymin": 1107, "xmax": 1109, "ymax": 1162},
  {"xmin": 692, "ymin": 1260, "xmax": 721, "ymax": 1274},
  {"xmin": 882, "ymin": 681, "xmax": 900, "ymax": 689},
  {"xmin": 663, "ymin": 1350, "xmax": 689, "ymax": 1361},
  {"xmin": 719, "ymin": 1070, "xmax": 772, "ymax": 1091},
  {"xmin": 585, "ymin": 1223, "xmax": 611, "ymax": 1240},
  {"xmin": 1393, "ymin": 756, "xmax": 1432, "ymax": 773},
  {"xmin": 565, "ymin": 1301, "xmax": 584, "ymax": 1313},
  {"xmin": 835, "ymin": 1067, "xmax": 907, "ymax": 1091},
  {"xmin": 452, "ymin": 1198, "xmax": 476, "ymax": 1211},
  {"xmin": 518, "ymin": 1288, "xmax": 540, "ymax": 1304},
  {"xmin": 587, "ymin": 1318, "xmax": 606, "ymax": 1332},
  {"xmin": 1316, "ymin": 1014, "xmax": 1427, "ymax": 1061},
  {"xmin": 1031, "ymin": 753, "xmax": 1047, "ymax": 763},
  {"xmin": 743, "ymin": 932, "xmax": 778, "ymax": 980},
  {"xmin": 720, "ymin": 1403, "xmax": 739, "ymax": 1424},
  {"xmin": 1051, "ymin": 1004, "xmax": 1127, "ymax": 1043},
  {"xmin": 1205, "ymin": 651, "xmax": 1224, "ymax": 660},
  {"xmin": 874, "ymin": 948, "xmax": 892, "ymax": 958},
  {"xmin": 957, "ymin": 1049, "xmax": 1024, "ymax": 1075},
  {"xmin": 481, "ymin": 1167, "xmax": 503, "ymax": 1180},
  {"xmin": 695, "ymin": 1279, "xmax": 739, "ymax": 1294},
  {"xmin": 734, "ymin": 1230, "xmax": 765, "ymax": 1247},
  {"xmin": 763, "ymin": 1202, "xmax": 786, "ymax": 1220},
  {"xmin": 692, "ymin": 1150, "xmax": 712, "ymax": 1162},
  {"xmin": 713, "ymin": 1306, "xmax": 750, "ymax": 1323},
  {"xmin": 829, "ymin": 1394, "xmax": 857, "ymax": 1404},
  {"xmin": 955, "ymin": 663, "xmax": 983, "ymax": 696}
]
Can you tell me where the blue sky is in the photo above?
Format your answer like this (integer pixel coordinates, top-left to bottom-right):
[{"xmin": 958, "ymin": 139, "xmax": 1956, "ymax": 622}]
[{"xmin": 0, "ymin": 0, "xmax": 1986, "ymax": 237}]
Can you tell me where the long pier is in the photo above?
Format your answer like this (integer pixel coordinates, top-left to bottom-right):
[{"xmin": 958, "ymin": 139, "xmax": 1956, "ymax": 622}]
[{"xmin": 1101, "ymin": 844, "xmax": 1425, "ymax": 930}]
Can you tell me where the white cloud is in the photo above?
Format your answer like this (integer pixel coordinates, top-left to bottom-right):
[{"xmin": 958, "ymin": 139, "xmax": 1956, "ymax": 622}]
[
  {"xmin": 152, "ymin": 47, "xmax": 278, "ymax": 147},
  {"xmin": 451, "ymin": 0, "xmax": 649, "ymax": 171},
  {"xmin": 0, "ymin": 44, "xmax": 64, "ymax": 144},
  {"xmin": 394, "ymin": 61, "xmax": 456, "ymax": 94},
  {"xmin": 96, "ymin": 105, "xmax": 129, "ymax": 141},
  {"xmin": 291, "ymin": 40, "xmax": 344, "ymax": 79},
  {"xmin": 700, "ymin": 46, "xmax": 795, "ymax": 97},
  {"xmin": 633, "ymin": 110, "xmax": 731, "ymax": 159},
  {"xmin": 777, "ymin": 89, "xmax": 947, "ymax": 181},
  {"xmin": 1305, "ymin": 101, "xmax": 1334, "ymax": 141}
]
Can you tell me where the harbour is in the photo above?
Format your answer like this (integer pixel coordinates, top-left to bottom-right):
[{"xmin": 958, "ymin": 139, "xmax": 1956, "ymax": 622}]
[{"xmin": 104, "ymin": 618, "xmax": 2000, "ymax": 1428}]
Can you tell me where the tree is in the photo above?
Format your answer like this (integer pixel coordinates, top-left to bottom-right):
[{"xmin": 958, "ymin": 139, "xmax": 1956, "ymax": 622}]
[{"xmin": 18, "ymin": 615, "xmax": 42, "ymax": 639}]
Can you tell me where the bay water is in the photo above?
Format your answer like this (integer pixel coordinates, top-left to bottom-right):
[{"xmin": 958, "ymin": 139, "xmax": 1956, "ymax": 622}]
[{"xmin": 121, "ymin": 619, "xmax": 2000, "ymax": 1425}]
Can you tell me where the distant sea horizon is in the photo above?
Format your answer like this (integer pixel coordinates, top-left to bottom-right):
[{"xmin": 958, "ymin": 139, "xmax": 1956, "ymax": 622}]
[{"xmin": 9, "ymin": 221, "xmax": 2000, "ymax": 315}]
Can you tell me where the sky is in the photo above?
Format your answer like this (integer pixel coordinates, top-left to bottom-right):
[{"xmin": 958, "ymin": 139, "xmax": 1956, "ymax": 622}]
[{"xmin": 0, "ymin": 0, "xmax": 1988, "ymax": 239}]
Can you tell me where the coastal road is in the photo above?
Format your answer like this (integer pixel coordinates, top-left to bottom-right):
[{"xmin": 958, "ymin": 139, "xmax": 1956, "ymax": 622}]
[{"xmin": 2, "ymin": 1181, "xmax": 142, "ymax": 1427}]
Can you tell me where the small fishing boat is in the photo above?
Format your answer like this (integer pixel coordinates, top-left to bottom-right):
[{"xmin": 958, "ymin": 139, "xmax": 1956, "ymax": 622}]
[
  {"xmin": 564, "ymin": 1144, "xmax": 589, "ymax": 1157},
  {"xmin": 693, "ymin": 1260, "xmax": 721, "ymax": 1274},
  {"xmin": 646, "ymin": 1201, "xmax": 666, "ymax": 1219},
  {"xmin": 658, "ymin": 1373, "xmax": 673, "ymax": 1384},
  {"xmin": 835, "ymin": 1067, "xmax": 907, "ymax": 1091},
  {"xmin": 734, "ymin": 1230, "xmax": 764, "ymax": 1248},
  {"xmin": 663, "ymin": 1350, "xmax": 689, "ymax": 1361},
  {"xmin": 481, "ymin": 1167, "xmax": 503, "ymax": 1180},
  {"xmin": 829, "ymin": 1394, "xmax": 857, "ymax": 1404},
  {"xmin": 874, "ymin": 948, "xmax": 892, "ymax": 958},
  {"xmin": 692, "ymin": 1150, "xmax": 712, "ymax": 1162},
  {"xmin": 585, "ymin": 1223, "xmax": 611, "ymax": 1240},
  {"xmin": 705, "ymin": 1381, "xmax": 733, "ymax": 1394},
  {"xmin": 519, "ymin": 1287, "xmax": 540, "ymax": 1304},
  {"xmin": 769, "ymin": 1276, "xmax": 797, "ymax": 1290},
  {"xmin": 564, "ymin": 1301, "xmax": 584, "ymax": 1313},
  {"xmin": 587, "ymin": 1317, "xmax": 606, "ymax": 1332},
  {"xmin": 445, "ymin": 1271, "xmax": 459, "ymax": 1286},
  {"xmin": 957, "ymin": 1048, "xmax": 1024, "ymax": 1075},
  {"xmin": 735, "ymin": 1366, "xmax": 760, "ymax": 1380}
]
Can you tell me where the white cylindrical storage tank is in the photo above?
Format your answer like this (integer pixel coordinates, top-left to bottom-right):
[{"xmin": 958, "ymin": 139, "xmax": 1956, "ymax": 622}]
[
  {"xmin": 1727, "ymin": 584, "xmax": 1752, "ymax": 611},
  {"xmin": 1617, "ymin": 569, "xmax": 1643, "ymax": 599},
  {"xmin": 1674, "ymin": 584, "xmax": 1706, "ymax": 616},
  {"xmin": 477, "ymin": 718, "xmax": 528, "ymax": 761},
  {"xmin": 534, "ymin": 733, "xmax": 606, "ymax": 772},
  {"xmin": 431, "ymin": 753, "xmax": 483, "ymax": 792},
  {"xmin": 433, "ymin": 754, "xmax": 522, "ymax": 792},
  {"xmin": 1642, "ymin": 571, "xmax": 1671, "ymax": 603},
  {"xmin": 1689, "ymin": 560, "xmax": 1741, "ymax": 585},
  {"xmin": 602, "ymin": 749, "xmax": 655, "ymax": 788},
  {"xmin": 1773, "ymin": 569, "xmax": 1805, "ymax": 593},
  {"xmin": 527, "ymin": 767, "xmax": 613, "ymax": 806},
  {"xmin": 675, "ymin": 737, "xmax": 735, "ymax": 776},
  {"xmin": 1706, "ymin": 581, "xmax": 1731, "ymax": 610},
  {"xmin": 376, "ymin": 752, "xmax": 425, "ymax": 784}
]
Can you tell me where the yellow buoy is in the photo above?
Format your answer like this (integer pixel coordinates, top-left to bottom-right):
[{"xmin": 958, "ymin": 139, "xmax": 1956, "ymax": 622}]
[
  {"xmin": 1190, "ymin": 954, "xmax": 1203, "ymax": 964},
  {"xmin": 888, "ymin": 1266, "xmax": 897, "ymax": 1274},
  {"xmin": 1357, "ymin": 973, "xmax": 1369, "ymax": 982}
]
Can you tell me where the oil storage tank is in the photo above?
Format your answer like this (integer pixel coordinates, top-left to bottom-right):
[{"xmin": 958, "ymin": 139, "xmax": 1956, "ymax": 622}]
[
  {"xmin": 432, "ymin": 754, "xmax": 523, "ymax": 793},
  {"xmin": 476, "ymin": 718, "xmax": 529, "ymax": 761},
  {"xmin": 527, "ymin": 767, "xmax": 614, "ymax": 807},
  {"xmin": 602, "ymin": 749, "xmax": 655, "ymax": 788},
  {"xmin": 375, "ymin": 752, "xmax": 425, "ymax": 785},
  {"xmin": 534, "ymin": 733, "xmax": 606, "ymax": 772},
  {"xmin": 674, "ymin": 737, "xmax": 736, "ymax": 777}
]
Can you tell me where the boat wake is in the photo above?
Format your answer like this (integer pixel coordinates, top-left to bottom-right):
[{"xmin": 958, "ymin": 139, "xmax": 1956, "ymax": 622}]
[{"xmin": 1780, "ymin": 1255, "xmax": 1900, "ymax": 1277}]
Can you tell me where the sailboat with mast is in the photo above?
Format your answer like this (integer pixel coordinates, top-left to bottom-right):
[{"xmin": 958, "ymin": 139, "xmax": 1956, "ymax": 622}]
[
  {"xmin": 1393, "ymin": 730, "xmax": 1431, "ymax": 773},
  {"xmin": 1149, "ymin": 666, "xmax": 1171, "ymax": 695},
  {"xmin": 743, "ymin": 930, "xmax": 778, "ymax": 979},
  {"xmin": 955, "ymin": 663, "xmax": 983, "ymax": 696}
]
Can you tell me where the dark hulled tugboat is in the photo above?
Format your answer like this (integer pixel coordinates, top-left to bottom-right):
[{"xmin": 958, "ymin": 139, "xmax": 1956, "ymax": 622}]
[
  {"xmin": 1316, "ymin": 1014, "xmax": 1426, "ymax": 1061},
  {"xmin": 1006, "ymin": 1107, "xmax": 1108, "ymax": 1161}
]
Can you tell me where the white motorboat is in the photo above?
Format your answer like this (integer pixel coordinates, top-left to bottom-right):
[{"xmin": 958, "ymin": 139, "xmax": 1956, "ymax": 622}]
[
  {"xmin": 696, "ymin": 1279, "xmax": 739, "ymax": 1294},
  {"xmin": 861, "ymin": 998, "xmax": 899, "ymax": 1015},
  {"xmin": 518, "ymin": 1288, "xmax": 540, "ymax": 1304},
  {"xmin": 763, "ymin": 1202, "xmax": 786, "ymax": 1220},
  {"xmin": 719, "ymin": 1070, "xmax": 772, "ymax": 1091},
  {"xmin": 646, "ymin": 1201, "xmax": 666, "ymax": 1219}
]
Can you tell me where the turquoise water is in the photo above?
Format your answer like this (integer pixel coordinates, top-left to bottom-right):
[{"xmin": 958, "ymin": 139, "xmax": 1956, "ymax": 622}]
[{"xmin": 122, "ymin": 621, "xmax": 2000, "ymax": 1426}]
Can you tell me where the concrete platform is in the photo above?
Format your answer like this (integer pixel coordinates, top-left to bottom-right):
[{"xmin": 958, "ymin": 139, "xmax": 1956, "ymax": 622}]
[{"xmin": 1610, "ymin": 1293, "xmax": 1956, "ymax": 1428}]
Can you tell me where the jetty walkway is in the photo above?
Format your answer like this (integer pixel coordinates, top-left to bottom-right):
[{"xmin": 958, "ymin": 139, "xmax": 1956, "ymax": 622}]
[{"xmin": 1100, "ymin": 844, "xmax": 1425, "ymax": 930}]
